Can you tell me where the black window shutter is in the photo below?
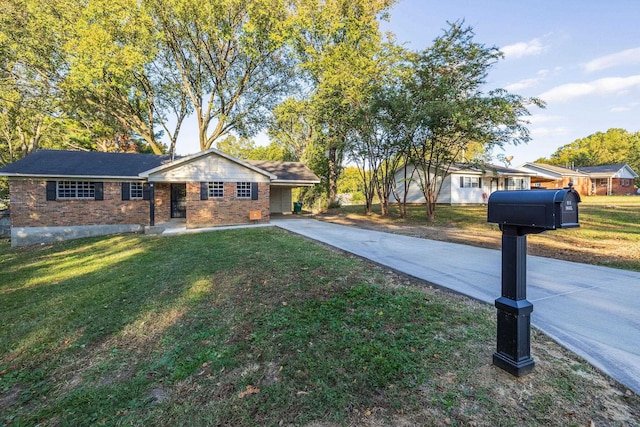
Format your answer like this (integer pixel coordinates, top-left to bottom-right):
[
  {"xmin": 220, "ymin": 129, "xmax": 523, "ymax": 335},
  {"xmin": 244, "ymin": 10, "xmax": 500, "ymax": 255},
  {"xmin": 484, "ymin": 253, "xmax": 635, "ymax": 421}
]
[
  {"xmin": 200, "ymin": 182, "xmax": 209, "ymax": 200},
  {"xmin": 251, "ymin": 182, "xmax": 259, "ymax": 200},
  {"xmin": 122, "ymin": 182, "xmax": 130, "ymax": 200},
  {"xmin": 142, "ymin": 183, "xmax": 151, "ymax": 200},
  {"xmin": 46, "ymin": 181, "xmax": 56, "ymax": 201},
  {"xmin": 94, "ymin": 182, "xmax": 104, "ymax": 201},
  {"xmin": 460, "ymin": 177, "xmax": 464, "ymax": 188},
  {"xmin": 478, "ymin": 178, "xmax": 482, "ymax": 188}
]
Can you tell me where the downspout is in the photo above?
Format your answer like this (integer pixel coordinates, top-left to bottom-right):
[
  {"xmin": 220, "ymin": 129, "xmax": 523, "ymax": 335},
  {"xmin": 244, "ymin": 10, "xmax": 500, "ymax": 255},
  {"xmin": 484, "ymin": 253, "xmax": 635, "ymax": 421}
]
[{"xmin": 149, "ymin": 182, "xmax": 155, "ymax": 226}]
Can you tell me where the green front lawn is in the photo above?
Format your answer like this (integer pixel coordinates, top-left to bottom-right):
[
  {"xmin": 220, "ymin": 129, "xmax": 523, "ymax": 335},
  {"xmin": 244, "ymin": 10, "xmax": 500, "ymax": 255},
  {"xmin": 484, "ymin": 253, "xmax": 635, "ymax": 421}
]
[{"xmin": 1, "ymin": 229, "xmax": 638, "ymax": 425}]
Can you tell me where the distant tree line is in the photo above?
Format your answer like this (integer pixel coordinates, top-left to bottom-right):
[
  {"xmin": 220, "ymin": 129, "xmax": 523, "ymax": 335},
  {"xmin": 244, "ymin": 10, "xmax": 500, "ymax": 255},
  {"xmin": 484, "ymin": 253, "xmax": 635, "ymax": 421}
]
[{"xmin": 535, "ymin": 128, "xmax": 640, "ymax": 184}]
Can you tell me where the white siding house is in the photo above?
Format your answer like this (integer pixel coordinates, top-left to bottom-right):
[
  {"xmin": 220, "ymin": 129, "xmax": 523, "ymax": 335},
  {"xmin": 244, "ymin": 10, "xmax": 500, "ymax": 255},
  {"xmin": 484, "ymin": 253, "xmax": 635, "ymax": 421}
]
[{"xmin": 391, "ymin": 163, "xmax": 535, "ymax": 205}]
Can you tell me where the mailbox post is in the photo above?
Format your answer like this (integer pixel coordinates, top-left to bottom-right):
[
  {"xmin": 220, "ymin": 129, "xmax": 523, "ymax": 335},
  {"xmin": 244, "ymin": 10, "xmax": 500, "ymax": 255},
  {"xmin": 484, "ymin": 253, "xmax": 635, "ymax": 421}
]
[{"xmin": 487, "ymin": 185, "xmax": 580, "ymax": 376}]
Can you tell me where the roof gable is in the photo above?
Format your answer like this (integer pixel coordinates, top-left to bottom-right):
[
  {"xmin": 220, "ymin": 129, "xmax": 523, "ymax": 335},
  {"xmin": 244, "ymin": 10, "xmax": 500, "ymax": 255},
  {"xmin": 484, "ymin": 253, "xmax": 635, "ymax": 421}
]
[{"xmin": 140, "ymin": 148, "xmax": 276, "ymax": 180}]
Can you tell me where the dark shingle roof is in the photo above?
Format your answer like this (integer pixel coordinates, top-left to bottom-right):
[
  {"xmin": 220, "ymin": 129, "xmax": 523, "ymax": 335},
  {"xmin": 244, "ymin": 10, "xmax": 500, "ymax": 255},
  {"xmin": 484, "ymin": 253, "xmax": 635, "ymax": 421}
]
[
  {"xmin": 0, "ymin": 150, "xmax": 321, "ymax": 184},
  {"xmin": 577, "ymin": 164, "xmax": 627, "ymax": 174},
  {"xmin": 0, "ymin": 150, "xmax": 171, "ymax": 178},
  {"xmin": 247, "ymin": 160, "xmax": 320, "ymax": 183}
]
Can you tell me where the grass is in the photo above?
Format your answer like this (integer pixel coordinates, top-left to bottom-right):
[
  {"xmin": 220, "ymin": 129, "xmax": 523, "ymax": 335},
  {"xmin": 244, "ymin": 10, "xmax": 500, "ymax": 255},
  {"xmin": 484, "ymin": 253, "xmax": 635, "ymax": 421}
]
[{"xmin": 1, "ymin": 228, "xmax": 639, "ymax": 425}]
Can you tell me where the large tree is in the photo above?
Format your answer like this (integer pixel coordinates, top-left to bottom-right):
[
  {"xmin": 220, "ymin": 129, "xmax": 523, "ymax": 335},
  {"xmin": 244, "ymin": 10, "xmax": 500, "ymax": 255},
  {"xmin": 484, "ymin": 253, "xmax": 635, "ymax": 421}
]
[
  {"xmin": 267, "ymin": 97, "xmax": 315, "ymax": 163},
  {"xmin": 148, "ymin": 0, "xmax": 296, "ymax": 151},
  {"xmin": 63, "ymin": 0, "xmax": 172, "ymax": 154},
  {"xmin": 290, "ymin": 0, "xmax": 396, "ymax": 205},
  {"xmin": 345, "ymin": 42, "xmax": 415, "ymax": 215},
  {"xmin": 0, "ymin": 0, "xmax": 72, "ymax": 164},
  {"xmin": 404, "ymin": 22, "xmax": 543, "ymax": 221}
]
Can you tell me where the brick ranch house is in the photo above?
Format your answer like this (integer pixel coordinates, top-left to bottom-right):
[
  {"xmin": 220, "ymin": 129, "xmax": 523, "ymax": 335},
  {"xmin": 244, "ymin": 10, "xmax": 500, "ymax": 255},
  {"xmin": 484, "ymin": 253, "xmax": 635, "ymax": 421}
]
[
  {"xmin": 577, "ymin": 164, "xmax": 639, "ymax": 196},
  {"xmin": 0, "ymin": 149, "xmax": 319, "ymax": 246},
  {"xmin": 517, "ymin": 163, "xmax": 638, "ymax": 196}
]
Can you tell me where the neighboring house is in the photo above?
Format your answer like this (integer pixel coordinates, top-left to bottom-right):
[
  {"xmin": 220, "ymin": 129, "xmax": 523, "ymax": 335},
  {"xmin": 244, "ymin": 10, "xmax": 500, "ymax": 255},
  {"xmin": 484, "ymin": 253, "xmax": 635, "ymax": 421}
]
[
  {"xmin": 391, "ymin": 163, "xmax": 536, "ymax": 205},
  {"xmin": 576, "ymin": 164, "xmax": 639, "ymax": 196},
  {"xmin": 0, "ymin": 149, "xmax": 319, "ymax": 246},
  {"xmin": 516, "ymin": 163, "xmax": 591, "ymax": 195},
  {"xmin": 518, "ymin": 162, "xmax": 638, "ymax": 196}
]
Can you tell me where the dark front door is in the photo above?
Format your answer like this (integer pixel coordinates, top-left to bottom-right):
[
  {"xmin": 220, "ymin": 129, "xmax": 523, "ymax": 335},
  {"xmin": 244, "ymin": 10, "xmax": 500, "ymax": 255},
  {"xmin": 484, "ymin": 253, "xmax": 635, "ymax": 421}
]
[{"xmin": 170, "ymin": 184, "xmax": 187, "ymax": 218}]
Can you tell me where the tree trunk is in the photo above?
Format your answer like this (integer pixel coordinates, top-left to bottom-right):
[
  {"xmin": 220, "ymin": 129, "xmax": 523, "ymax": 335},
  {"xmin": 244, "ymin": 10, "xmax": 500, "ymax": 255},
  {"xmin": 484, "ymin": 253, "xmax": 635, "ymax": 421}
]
[
  {"xmin": 328, "ymin": 145, "xmax": 338, "ymax": 205},
  {"xmin": 426, "ymin": 196, "xmax": 436, "ymax": 222}
]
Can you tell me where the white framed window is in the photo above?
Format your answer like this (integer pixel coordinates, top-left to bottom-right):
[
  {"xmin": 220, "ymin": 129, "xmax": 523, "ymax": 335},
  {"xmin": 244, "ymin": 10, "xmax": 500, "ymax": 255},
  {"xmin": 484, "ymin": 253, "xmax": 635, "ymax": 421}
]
[
  {"xmin": 57, "ymin": 181, "xmax": 95, "ymax": 199},
  {"xmin": 460, "ymin": 176, "xmax": 481, "ymax": 188},
  {"xmin": 208, "ymin": 181, "xmax": 224, "ymax": 198},
  {"xmin": 621, "ymin": 179, "xmax": 630, "ymax": 187},
  {"xmin": 236, "ymin": 182, "xmax": 251, "ymax": 198},
  {"xmin": 129, "ymin": 182, "xmax": 144, "ymax": 199},
  {"xmin": 598, "ymin": 179, "xmax": 607, "ymax": 186},
  {"xmin": 506, "ymin": 178, "xmax": 527, "ymax": 190}
]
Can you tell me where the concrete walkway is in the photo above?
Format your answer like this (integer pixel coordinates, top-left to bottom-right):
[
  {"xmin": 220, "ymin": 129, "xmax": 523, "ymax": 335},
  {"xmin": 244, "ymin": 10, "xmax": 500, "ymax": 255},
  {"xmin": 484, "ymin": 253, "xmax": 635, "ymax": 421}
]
[{"xmin": 272, "ymin": 218, "xmax": 640, "ymax": 395}]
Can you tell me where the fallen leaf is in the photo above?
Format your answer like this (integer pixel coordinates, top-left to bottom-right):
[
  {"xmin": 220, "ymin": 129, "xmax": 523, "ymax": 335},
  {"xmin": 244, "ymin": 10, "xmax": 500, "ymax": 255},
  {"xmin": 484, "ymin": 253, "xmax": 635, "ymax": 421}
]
[{"xmin": 238, "ymin": 385, "xmax": 260, "ymax": 398}]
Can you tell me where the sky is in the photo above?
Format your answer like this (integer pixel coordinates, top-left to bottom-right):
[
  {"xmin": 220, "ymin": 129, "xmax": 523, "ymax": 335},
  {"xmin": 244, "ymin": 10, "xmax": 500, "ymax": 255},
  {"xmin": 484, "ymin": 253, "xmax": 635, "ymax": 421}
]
[
  {"xmin": 382, "ymin": 0, "xmax": 640, "ymax": 165},
  {"xmin": 177, "ymin": 0, "xmax": 640, "ymax": 166}
]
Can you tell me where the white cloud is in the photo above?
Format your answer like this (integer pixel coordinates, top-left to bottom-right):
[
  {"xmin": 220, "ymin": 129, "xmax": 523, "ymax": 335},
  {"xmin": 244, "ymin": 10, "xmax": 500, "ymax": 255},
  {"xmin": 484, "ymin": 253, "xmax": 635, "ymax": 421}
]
[
  {"xmin": 610, "ymin": 102, "xmax": 640, "ymax": 113},
  {"xmin": 539, "ymin": 75, "xmax": 640, "ymax": 103},
  {"xmin": 504, "ymin": 70, "xmax": 549, "ymax": 92},
  {"xmin": 584, "ymin": 47, "xmax": 640, "ymax": 72},
  {"xmin": 505, "ymin": 77, "xmax": 540, "ymax": 92},
  {"xmin": 501, "ymin": 38, "xmax": 548, "ymax": 59}
]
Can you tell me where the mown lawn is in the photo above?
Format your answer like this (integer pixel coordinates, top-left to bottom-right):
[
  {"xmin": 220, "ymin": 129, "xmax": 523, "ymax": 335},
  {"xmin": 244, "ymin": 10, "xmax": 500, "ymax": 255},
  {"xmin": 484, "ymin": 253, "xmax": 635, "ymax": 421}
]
[{"xmin": 1, "ymin": 228, "xmax": 639, "ymax": 426}]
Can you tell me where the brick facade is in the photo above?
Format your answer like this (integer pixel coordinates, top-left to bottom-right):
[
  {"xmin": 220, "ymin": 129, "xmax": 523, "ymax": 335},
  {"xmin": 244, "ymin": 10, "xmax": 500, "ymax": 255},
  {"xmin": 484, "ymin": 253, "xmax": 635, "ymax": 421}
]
[
  {"xmin": 186, "ymin": 181, "xmax": 270, "ymax": 227},
  {"xmin": 153, "ymin": 183, "xmax": 171, "ymax": 223},
  {"xmin": 592, "ymin": 178, "xmax": 635, "ymax": 196},
  {"xmin": 9, "ymin": 179, "xmax": 271, "ymax": 229},
  {"xmin": 10, "ymin": 179, "xmax": 150, "ymax": 227}
]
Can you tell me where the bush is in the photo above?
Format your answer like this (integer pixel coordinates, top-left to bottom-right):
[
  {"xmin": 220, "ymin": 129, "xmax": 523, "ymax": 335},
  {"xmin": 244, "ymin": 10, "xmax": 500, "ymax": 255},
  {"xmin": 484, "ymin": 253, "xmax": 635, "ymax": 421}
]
[{"xmin": 0, "ymin": 177, "xmax": 9, "ymax": 210}]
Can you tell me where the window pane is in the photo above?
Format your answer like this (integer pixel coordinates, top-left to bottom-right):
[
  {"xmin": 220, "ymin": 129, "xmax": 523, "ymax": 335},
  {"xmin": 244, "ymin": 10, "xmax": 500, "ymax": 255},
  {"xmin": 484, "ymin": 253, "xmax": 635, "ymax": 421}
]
[
  {"xmin": 209, "ymin": 181, "xmax": 224, "ymax": 198},
  {"xmin": 57, "ymin": 181, "xmax": 95, "ymax": 199},
  {"xmin": 130, "ymin": 182, "xmax": 144, "ymax": 199},
  {"xmin": 236, "ymin": 182, "xmax": 251, "ymax": 198},
  {"xmin": 462, "ymin": 176, "xmax": 480, "ymax": 188}
]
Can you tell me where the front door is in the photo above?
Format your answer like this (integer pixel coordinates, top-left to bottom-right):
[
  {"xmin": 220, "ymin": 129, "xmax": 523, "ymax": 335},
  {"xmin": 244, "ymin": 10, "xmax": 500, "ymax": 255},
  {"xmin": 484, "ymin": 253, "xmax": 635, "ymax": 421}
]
[{"xmin": 170, "ymin": 184, "xmax": 187, "ymax": 218}]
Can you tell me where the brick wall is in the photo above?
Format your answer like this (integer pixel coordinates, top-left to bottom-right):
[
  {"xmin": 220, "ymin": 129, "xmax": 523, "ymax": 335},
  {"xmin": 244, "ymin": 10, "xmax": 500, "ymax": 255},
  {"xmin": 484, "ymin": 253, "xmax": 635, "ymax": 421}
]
[
  {"xmin": 186, "ymin": 181, "xmax": 270, "ymax": 227},
  {"xmin": 593, "ymin": 178, "xmax": 635, "ymax": 195},
  {"xmin": 153, "ymin": 183, "xmax": 171, "ymax": 223},
  {"xmin": 10, "ymin": 179, "xmax": 150, "ymax": 227},
  {"xmin": 9, "ymin": 179, "xmax": 272, "ymax": 229}
]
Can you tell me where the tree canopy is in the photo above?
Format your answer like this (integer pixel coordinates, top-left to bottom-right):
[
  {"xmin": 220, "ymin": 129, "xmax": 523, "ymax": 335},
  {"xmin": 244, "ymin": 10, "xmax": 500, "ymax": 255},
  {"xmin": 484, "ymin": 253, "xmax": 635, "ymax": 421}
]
[{"xmin": 1, "ymin": 2, "xmax": 545, "ymax": 214}]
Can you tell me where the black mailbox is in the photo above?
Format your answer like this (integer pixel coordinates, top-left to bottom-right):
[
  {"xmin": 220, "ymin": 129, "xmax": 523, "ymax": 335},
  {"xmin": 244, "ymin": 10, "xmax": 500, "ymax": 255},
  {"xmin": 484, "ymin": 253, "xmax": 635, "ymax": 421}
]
[
  {"xmin": 487, "ymin": 187, "xmax": 580, "ymax": 230},
  {"xmin": 486, "ymin": 185, "xmax": 580, "ymax": 377}
]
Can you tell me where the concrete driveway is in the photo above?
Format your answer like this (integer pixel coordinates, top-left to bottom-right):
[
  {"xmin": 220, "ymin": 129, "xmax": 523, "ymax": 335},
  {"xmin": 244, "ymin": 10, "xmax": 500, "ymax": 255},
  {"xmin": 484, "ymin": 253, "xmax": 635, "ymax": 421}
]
[{"xmin": 273, "ymin": 218, "xmax": 640, "ymax": 395}]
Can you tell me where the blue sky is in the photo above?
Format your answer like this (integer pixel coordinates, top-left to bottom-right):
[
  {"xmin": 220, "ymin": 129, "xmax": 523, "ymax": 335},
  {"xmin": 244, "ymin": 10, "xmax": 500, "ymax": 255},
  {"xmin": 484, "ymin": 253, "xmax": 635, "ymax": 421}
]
[
  {"xmin": 382, "ymin": 0, "xmax": 640, "ymax": 165},
  {"xmin": 177, "ymin": 0, "xmax": 640, "ymax": 165}
]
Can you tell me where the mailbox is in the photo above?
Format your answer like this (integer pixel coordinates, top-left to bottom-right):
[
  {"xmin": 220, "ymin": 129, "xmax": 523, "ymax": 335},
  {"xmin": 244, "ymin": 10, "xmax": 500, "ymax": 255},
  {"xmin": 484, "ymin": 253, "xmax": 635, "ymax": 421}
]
[
  {"xmin": 487, "ymin": 185, "xmax": 580, "ymax": 377},
  {"xmin": 487, "ymin": 186, "xmax": 580, "ymax": 230}
]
